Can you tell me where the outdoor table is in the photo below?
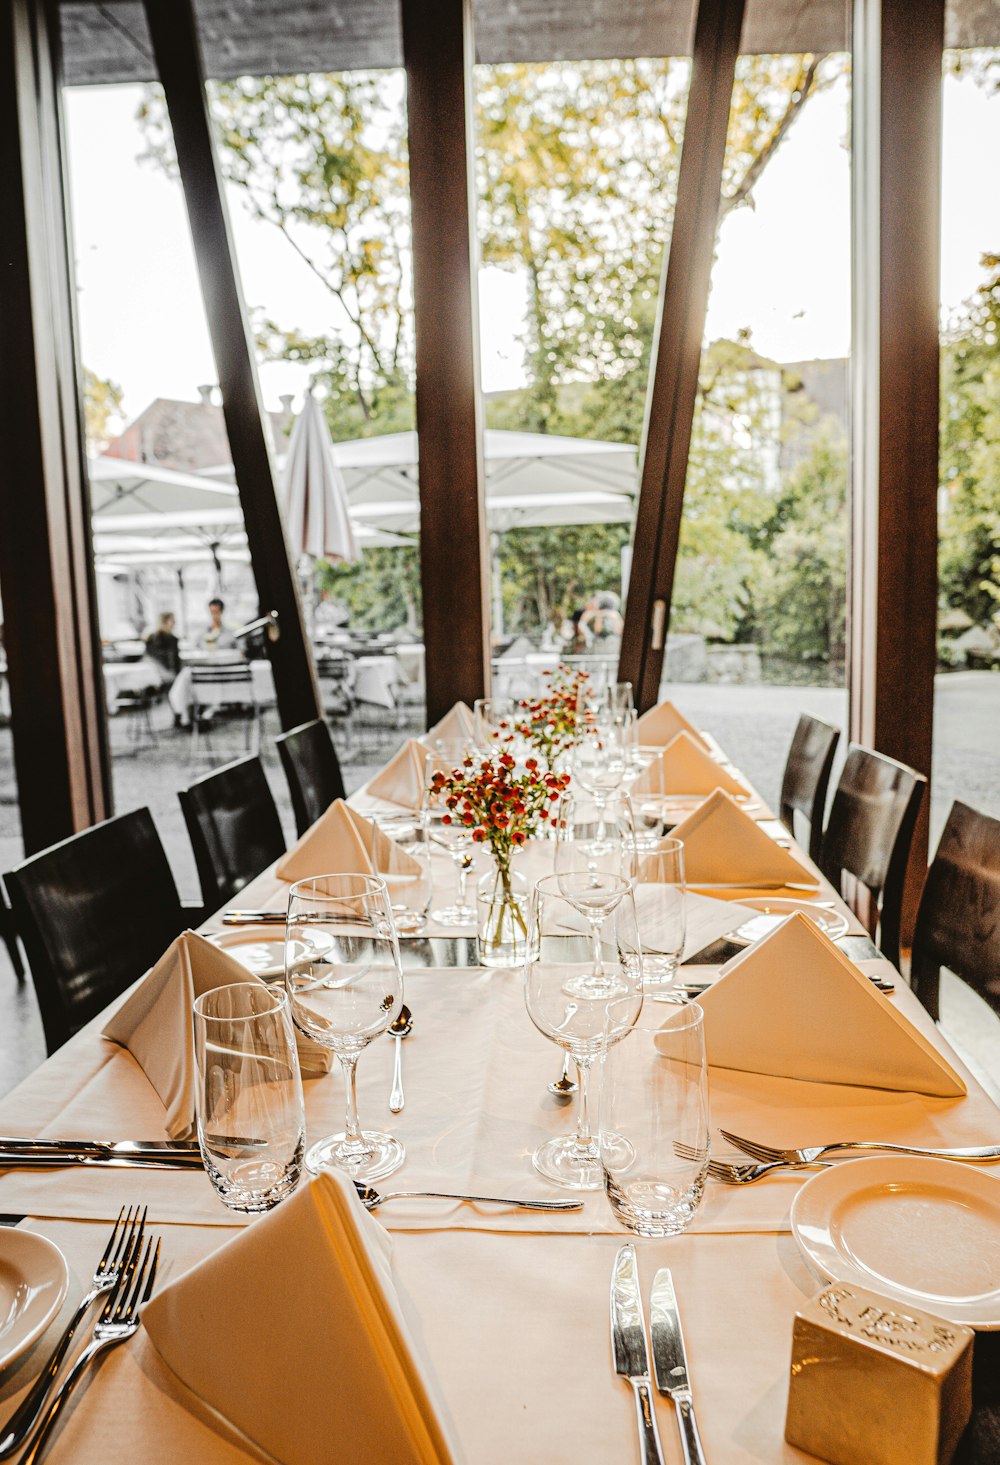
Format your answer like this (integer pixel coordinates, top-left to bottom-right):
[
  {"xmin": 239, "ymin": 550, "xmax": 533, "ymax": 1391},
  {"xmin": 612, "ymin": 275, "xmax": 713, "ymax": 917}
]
[
  {"xmin": 1, "ymin": 741, "xmax": 998, "ymax": 1462},
  {"xmin": 352, "ymin": 652, "xmax": 401, "ymax": 709},
  {"xmin": 102, "ymin": 658, "xmax": 165, "ymax": 713}
]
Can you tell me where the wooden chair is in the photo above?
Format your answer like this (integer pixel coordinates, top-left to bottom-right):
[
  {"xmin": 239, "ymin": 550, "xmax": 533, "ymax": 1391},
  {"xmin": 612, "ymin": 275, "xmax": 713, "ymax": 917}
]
[
  {"xmin": 3, "ymin": 809, "xmax": 187, "ymax": 1053},
  {"xmin": 778, "ymin": 713, "xmax": 841, "ymax": 864},
  {"xmin": 275, "ymin": 718, "xmax": 347, "ymax": 837},
  {"xmin": 0, "ymin": 888, "xmax": 24, "ymax": 980},
  {"xmin": 910, "ymin": 802, "xmax": 1000, "ymax": 1023},
  {"xmin": 819, "ymin": 744, "xmax": 927, "ymax": 971},
  {"xmin": 180, "ymin": 755, "xmax": 285, "ymax": 909}
]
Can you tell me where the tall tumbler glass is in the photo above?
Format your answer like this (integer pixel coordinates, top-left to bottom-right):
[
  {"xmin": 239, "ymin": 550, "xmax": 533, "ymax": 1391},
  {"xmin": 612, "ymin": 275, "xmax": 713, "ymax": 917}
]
[
  {"xmin": 599, "ymin": 1000, "xmax": 709, "ymax": 1235},
  {"xmin": 193, "ymin": 982, "xmax": 305, "ymax": 1214},
  {"xmin": 620, "ymin": 835, "xmax": 686, "ymax": 996}
]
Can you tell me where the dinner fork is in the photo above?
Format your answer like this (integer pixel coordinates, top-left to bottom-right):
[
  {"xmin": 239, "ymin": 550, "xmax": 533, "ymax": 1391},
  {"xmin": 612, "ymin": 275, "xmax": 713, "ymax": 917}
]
[
  {"xmin": 672, "ymin": 1142, "xmax": 824, "ymax": 1184},
  {"xmin": 720, "ymin": 1128, "xmax": 1000, "ymax": 1167},
  {"xmin": 18, "ymin": 1231, "xmax": 161, "ymax": 1465},
  {"xmin": 0, "ymin": 1205, "xmax": 146, "ymax": 1458}
]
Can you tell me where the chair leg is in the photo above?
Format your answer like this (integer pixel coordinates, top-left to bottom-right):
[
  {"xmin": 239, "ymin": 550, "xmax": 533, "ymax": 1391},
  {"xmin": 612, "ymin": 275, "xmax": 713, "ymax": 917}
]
[{"xmin": 0, "ymin": 907, "xmax": 24, "ymax": 982}]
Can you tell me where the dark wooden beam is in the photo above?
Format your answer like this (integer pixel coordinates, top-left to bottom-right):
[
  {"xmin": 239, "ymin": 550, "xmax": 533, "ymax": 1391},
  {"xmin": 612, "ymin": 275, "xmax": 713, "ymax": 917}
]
[
  {"xmin": 143, "ymin": 0, "xmax": 320, "ymax": 731},
  {"xmin": 402, "ymin": 0, "xmax": 491, "ymax": 726},
  {"xmin": 0, "ymin": 0, "xmax": 111, "ymax": 854},
  {"xmin": 619, "ymin": 0, "xmax": 746, "ymax": 711},
  {"xmin": 850, "ymin": 0, "xmax": 944, "ymax": 928}
]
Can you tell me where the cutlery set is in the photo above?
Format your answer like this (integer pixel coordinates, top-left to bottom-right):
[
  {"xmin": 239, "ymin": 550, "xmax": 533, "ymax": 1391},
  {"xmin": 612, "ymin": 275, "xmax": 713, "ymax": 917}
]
[
  {"xmin": 0, "ymin": 1206, "xmax": 161, "ymax": 1464},
  {"xmin": 612, "ymin": 1245, "xmax": 706, "ymax": 1465}
]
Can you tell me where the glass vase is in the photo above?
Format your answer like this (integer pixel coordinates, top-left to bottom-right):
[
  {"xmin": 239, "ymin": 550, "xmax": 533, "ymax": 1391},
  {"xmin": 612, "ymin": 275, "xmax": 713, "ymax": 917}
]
[{"xmin": 477, "ymin": 861, "xmax": 535, "ymax": 967}]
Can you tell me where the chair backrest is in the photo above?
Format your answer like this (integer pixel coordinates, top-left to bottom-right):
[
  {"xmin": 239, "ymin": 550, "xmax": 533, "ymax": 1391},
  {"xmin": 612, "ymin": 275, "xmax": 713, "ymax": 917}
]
[
  {"xmin": 911, "ymin": 802, "xmax": 1000, "ymax": 1022},
  {"xmin": 778, "ymin": 713, "xmax": 841, "ymax": 864},
  {"xmin": 180, "ymin": 755, "xmax": 286, "ymax": 908},
  {"xmin": 3, "ymin": 809, "xmax": 185, "ymax": 1053},
  {"xmin": 275, "ymin": 719, "xmax": 347, "ymax": 837},
  {"xmin": 819, "ymin": 744, "xmax": 927, "ymax": 970}
]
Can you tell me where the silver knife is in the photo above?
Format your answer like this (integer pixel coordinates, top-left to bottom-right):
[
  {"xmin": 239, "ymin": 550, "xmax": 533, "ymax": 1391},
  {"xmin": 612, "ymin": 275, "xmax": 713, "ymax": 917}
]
[
  {"xmin": 650, "ymin": 1268, "xmax": 707, "ymax": 1465},
  {"xmin": 0, "ymin": 1136, "xmax": 202, "ymax": 1158},
  {"xmin": 611, "ymin": 1245, "xmax": 666, "ymax": 1465},
  {"xmin": 0, "ymin": 1151, "xmax": 204, "ymax": 1171}
]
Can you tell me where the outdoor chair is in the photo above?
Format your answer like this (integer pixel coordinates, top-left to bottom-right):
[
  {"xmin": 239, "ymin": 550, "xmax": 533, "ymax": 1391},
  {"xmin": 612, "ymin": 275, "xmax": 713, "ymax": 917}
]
[
  {"xmin": 910, "ymin": 802, "xmax": 1000, "ymax": 1023},
  {"xmin": 180, "ymin": 755, "xmax": 286, "ymax": 909},
  {"xmin": 3, "ymin": 809, "xmax": 189, "ymax": 1052},
  {"xmin": 778, "ymin": 713, "xmax": 841, "ymax": 864},
  {"xmin": 189, "ymin": 663, "xmax": 261, "ymax": 763},
  {"xmin": 819, "ymin": 744, "xmax": 927, "ymax": 971},
  {"xmin": 275, "ymin": 718, "xmax": 347, "ymax": 837},
  {"xmin": 0, "ymin": 888, "xmax": 24, "ymax": 981}
]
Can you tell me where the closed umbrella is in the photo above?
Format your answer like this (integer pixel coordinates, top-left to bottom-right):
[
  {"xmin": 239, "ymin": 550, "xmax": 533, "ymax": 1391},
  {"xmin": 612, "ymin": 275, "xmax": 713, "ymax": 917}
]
[{"xmin": 282, "ymin": 391, "xmax": 359, "ymax": 564}]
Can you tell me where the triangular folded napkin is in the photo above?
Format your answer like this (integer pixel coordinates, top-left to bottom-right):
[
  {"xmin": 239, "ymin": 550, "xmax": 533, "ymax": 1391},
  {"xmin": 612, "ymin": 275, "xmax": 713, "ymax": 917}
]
[
  {"xmin": 690, "ymin": 912, "xmax": 966, "ymax": 1097},
  {"xmin": 424, "ymin": 700, "xmax": 474, "ymax": 747},
  {"xmin": 366, "ymin": 738, "xmax": 429, "ymax": 809},
  {"xmin": 636, "ymin": 699, "xmax": 710, "ymax": 750},
  {"xmin": 656, "ymin": 789, "xmax": 815, "ymax": 888},
  {"xmin": 144, "ymin": 1169, "xmax": 460, "ymax": 1465},
  {"xmin": 276, "ymin": 799, "xmax": 421, "ymax": 884},
  {"xmin": 102, "ymin": 931, "xmax": 330, "ymax": 1139},
  {"xmin": 633, "ymin": 730, "xmax": 746, "ymax": 799}
]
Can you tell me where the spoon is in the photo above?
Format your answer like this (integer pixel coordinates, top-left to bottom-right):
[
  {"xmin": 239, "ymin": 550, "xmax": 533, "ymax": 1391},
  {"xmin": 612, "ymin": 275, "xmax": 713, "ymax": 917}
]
[
  {"xmin": 389, "ymin": 1004, "xmax": 413, "ymax": 1114},
  {"xmin": 354, "ymin": 1182, "xmax": 583, "ymax": 1213},
  {"xmin": 548, "ymin": 1053, "xmax": 578, "ymax": 1099}
]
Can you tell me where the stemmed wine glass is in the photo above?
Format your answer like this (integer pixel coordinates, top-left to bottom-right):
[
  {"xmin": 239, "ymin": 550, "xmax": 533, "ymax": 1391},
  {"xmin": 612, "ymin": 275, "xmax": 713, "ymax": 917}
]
[
  {"xmin": 472, "ymin": 696, "xmax": 519, "ymax": 755},
  {"xmin": 422, "ymin": 742, "xmax": 477, "ymax": 926},
  {"xmin": 284, "ymin": 873, "xmax": 404, "ymax": 1181},
  {"xmin": 551, "ymin": 867, "xmax": 636, "ymax": 998},
  {"xmin": 525, "ymin": 875, "xmax": 643, "ymax": 1189},
  {"xmin": 555, "ymin": 790, "xmax": 635, "ymax": 870}
]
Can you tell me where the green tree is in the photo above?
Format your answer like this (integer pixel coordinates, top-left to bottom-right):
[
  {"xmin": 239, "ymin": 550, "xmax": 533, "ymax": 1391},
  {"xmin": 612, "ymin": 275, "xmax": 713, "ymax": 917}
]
[{"xmin": 82, "ymin": 367, "xmax": 125, "ymax": 449}]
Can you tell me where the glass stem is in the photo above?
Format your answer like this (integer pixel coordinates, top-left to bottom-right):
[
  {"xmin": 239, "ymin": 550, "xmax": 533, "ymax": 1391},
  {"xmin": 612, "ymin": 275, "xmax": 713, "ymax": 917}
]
[
  {"xmin": 573, "ymin": 1056, "xmax": 593, "ymax": 1149},
  {"xmin": 455, "ymin": 851, "xmax": 470, "ymax": 908},
  {"xmin": 339, "ymin": 1053, "xmax": 364, "ymax": 1144},
  {"xmin": 588, "ymin": 916, "xmax": 604, "ymax": 979}
]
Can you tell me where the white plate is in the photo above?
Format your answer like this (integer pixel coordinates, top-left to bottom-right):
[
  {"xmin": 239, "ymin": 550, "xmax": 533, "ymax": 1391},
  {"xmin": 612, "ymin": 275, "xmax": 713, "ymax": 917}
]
[
  {"xmin": 208, "ymin": 926, "xmax": 333, "ymax": 981},
  {"xmin": 728, "ymin": 898, "xmax": 849, "ymax": 947},
  {"xmin": 791, "ymin": 1156, "xmax": 1000, "ymax": 1328},
  {"xmin": 0, "ymin": 1230, "xmax": 69, "ymax": 1371}
]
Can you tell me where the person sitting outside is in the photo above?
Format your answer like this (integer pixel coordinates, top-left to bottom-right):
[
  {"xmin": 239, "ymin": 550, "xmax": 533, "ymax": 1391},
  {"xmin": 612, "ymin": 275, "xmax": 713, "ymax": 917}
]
[
  {"xmin": 203, "ymin": 598, "xmax": 236, "ymax": 652},
  {"xmin": 145, "ymin": 611, "xmax": 181, "ymax": 682},
  {"xmin": 579, "ymin": 591, "xmax": 624, "ymax": 647}
]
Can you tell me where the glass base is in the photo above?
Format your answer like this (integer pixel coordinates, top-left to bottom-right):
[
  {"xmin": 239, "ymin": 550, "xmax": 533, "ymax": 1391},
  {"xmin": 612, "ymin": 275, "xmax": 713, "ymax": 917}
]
[
  {"xmin": 431, "ymin": 904, "xmax": 476, "ymax": 927},
  {"xmin": 563, "ymin": 972, "xmax": 630, "ymax": 1000},
  {"xmin": 604, "ymin": 1174, "xmax": 707, "ymax": 1236},
  {"xmin": 532, "ymin": 1131, "xmax": 632, "ymax": 1191},
  {"xmin": 304, "ymin": 1130, "xmax": 405, "ymax": 1183},
  {"xmin": 642, "ymin": 960, "xmax": 683, "ymax": 999}
]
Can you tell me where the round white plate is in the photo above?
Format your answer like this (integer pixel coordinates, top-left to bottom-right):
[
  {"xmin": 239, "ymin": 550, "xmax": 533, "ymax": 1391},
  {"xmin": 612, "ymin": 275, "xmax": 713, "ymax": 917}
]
[
  {"xmin": 791, "ymin": 1156, "xmax": 1000, "ymax": 1328},
  {"xmin": 0, "ymin": 1230, "xmax": 69, "ymax": 1372},
  {"xmin": 728, "ymin": 898, "xmax": 849, "ymax": 947},
  {"xmin": 208, "ymin": 926, "xmax": 333, "ymax": 981}
]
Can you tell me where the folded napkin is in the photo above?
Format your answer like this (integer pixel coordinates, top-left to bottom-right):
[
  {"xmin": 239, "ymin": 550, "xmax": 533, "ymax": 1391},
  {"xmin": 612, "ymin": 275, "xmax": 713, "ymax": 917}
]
[
  {"xmin": 276, "ymin": 798, "xmax": 422, "ymax": 884},
  {"xmin": 424, "ymin": 700, "xmax": 474, "ymax": 746},
  {"xmin": 635, "ymin": 699, "xmax": 710, "ymax": 750},
  {"xmin": 632, "ymin": 730, "xmax": 746, "ymax": 799},
  {"xmin": 144, "ymin": 1169, "xmax": 460, "ymax": 1465},
  {"xmin": 102, "ymin": 931, "xmax": 330, "ymax": 1139},
  {"xmin": 655, "ymin": 789, "xmax": 815, "ymax": 888},
  {"xmin": 691, "ymin": 912, "xmax": 966, "ymax": 1097},
  {"xmin": 367, "ymin": 738, "xmax": 429, "ymax": 809}
]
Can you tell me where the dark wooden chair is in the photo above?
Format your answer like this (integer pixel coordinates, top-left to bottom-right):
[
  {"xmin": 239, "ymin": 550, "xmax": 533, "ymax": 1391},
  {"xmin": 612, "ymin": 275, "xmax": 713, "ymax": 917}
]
[
  {"xmin": 3, "ymin": 809, "xmax": 188, "ymax": 1053},
  {"xmin": 275, "ymin": 718, "xmax": 347, "ymax": 837},
  {"xmin": 0, "ymin": 888, "xmax": 25, "ymax": 980},
  {"xmin": 910, "ymin": 802, "xmax": 1000, "ymax": 1023},
  {"xmin": 779, "ymin": 713, "xmax": 841, "ymax": 864},
  {"xmin": 819, "ymin": 744, "xmax": 927, "ymax": 971},
  {"xmin": 180, "ymin": 755, "xmax": 285, "ymax": 909}
]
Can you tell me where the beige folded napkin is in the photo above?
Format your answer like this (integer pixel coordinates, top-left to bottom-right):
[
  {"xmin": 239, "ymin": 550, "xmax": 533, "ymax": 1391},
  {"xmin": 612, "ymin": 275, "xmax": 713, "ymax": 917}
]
[
  {"xmin": 424, "ymin": 700, "xmax": 474, "ymax": 746},
  {"xmin": 691, "ymin": 912, "xmax": 966, "ymax": 1097},
  {"xmin": 144, "ymin": 1169, "xmax": 460, "ymax": 1465},
  {"xmin": 366, "ymin": 738, "xmax": 429, "ymax": 809},
  {"xmin": 276, "ymin": 798, "xmax": 422, "ymax": 884},
  {"xmin": 102, "ymin": 931, "xmax": 330, "ymax": 1139},
  {"xmin": 656, "ymin": 789, "xmax": 815, "ymax": 888},
  {"xmin": 633, "ymin": 730, "xmax": 746, "ymax": 799},
  {"xmin": 635, "ymin": 699, "xmax": 710, "ymax": 749}
]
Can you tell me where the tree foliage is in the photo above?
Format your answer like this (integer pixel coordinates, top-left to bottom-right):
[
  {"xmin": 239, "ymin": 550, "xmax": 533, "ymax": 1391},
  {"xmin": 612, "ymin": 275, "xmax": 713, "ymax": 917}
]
[{"xmin": 82, "ymin": 367, "xmax": 125, "ymax": 449}]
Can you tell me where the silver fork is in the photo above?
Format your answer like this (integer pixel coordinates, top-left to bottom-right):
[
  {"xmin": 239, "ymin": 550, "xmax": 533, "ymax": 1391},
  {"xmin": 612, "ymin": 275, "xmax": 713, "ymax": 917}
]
[
  {"xmin": 0, "ymin": 1205, "xmax": 146, "ymax": 1459},
  {"xmin": 18, "ymin": 1231, "xmax": 161, "ymax": 1465},
  {"xmin": 673, "ymin": 1142, "xmax": 823, "ymax": 1184},
  {"xmin": 720, "ymin": 1128, "xmax": 1000, "ymax": 1167}
]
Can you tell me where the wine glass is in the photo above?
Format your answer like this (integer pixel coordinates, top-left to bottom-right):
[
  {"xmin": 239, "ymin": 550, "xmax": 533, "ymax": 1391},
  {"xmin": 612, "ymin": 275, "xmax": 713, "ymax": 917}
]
[
  {"xmin": 525, "ymin": 876, "xmax": 643, "ymax": 1190},
  {"xmin": 422, "ymin": 743, "xmax": 477, "ymax": 926},
  {"xmin": 571, "ymin": 724, "xmax": 627, "ymax": 852},
  {"xmin": 473, "ymin": 696, "xmax": 519, "ymax": 754},
  {"xmin": 605, "ymin": 681, "xmax": 634, "ymax": 724},
  {"xmin": 284, "ymin": 873, "xmax": 404, "ymax": 1181},
  {"xmin": 620, "ymin": 835, "xmax": 687, "ymax": 996},
  {"xmin": 554, "ymin": 790, "xmax": 635, "ymax": 868}
]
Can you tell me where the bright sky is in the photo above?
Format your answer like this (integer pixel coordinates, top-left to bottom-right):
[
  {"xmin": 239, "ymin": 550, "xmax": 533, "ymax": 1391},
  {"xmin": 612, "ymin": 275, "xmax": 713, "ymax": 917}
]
[{"xmin": 62, "ymin": 66, "xmax": 1000, "ymax": 428}]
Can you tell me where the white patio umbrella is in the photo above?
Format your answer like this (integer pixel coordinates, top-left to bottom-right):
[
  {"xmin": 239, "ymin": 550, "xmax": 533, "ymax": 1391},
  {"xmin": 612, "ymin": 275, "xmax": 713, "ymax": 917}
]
[{"xmin": 282, "ymin": 392, "xmax": 359, "ymax": 564}]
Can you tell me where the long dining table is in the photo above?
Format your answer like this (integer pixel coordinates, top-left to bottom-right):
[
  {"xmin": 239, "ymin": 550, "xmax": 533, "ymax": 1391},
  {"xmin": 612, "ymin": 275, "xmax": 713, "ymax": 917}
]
[{"xmin": 1, "ymin": 738, "xmax": 999, "ymax": 1463}]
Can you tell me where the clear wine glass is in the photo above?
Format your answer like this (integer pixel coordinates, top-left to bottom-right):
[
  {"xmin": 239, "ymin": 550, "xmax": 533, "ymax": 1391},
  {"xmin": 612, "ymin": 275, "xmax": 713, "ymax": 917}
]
[
  {"xmin": 571, "ymin": 724, "xmax": 627, "ymax": 851},
  {"xmin": 525, "ymin": 875, "xmax": 643, "ymax": 1190},
  {"xmin": 422, "ymin": 743, "xmax": 477, "ymax": 926},
  {"xmin": 473, "ymin": 696, "xmax": 519, "ymax": 755},
  {"xmin": 284, "ymin": 873, "xmax": 404, "ymax": 1181},
  {"xmin": 554, "ymin": 790, "xmax": 635, "ymax": 869}
]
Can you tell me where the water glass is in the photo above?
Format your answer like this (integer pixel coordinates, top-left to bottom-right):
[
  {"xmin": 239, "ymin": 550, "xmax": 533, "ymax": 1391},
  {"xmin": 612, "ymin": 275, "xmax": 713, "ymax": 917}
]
[
  {"xmin": 473, "ymin": 696, "xmax": 519, "ymax": 753},
  {"xmin": 423, "ymin": 744, "xmax": 477, "ymax": 926},
  {"xmin": 193, "ymin": 982, "xmax": 305, "ymax": 1214},
  {"xmin": 599, "ymin": 1001, "xmax": 709, "ymax": 1235},
  {"xmin": 285, "ymin": 873, "xmax": 404, "ymax": 1181},
  {"xmin": 621, "ymin": 835, "xmax": 686, "ymax": 994},
  {"xmin": 373, "ymin": 817, "xmax": 433, "ymax": 935}
]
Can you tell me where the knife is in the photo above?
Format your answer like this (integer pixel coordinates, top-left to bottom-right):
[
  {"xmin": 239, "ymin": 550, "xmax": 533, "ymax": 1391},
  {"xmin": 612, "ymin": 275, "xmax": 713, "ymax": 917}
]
[
  {"xmin": 650, "ymin": 1268, "xmax": 707, "ymax": 1465},
  {"xmin": 0, "ymin": 1136, "xmax": 202, "ymax": 1158},
  {"xmin": 221, "ymin": 911, "xmax": 287, "ymax": 925},
  {"xmin": 610, "ymin": 1245, "xmax": 666, "ymax": 1465},
  {"xmin": 0, "ymin": 1151, "xmax": 204, "ymax": 1171}
]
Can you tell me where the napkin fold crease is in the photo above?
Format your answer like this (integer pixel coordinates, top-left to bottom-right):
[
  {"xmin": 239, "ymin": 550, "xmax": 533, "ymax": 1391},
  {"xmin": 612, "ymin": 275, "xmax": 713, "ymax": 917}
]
[
  {"xmin": 633, "ymin": 730, "xmax": 746, "ymax": 799},
  {"xmin": 658, "ymin": 788, "xmax": 815, "ymax": 888},
  {"xmin": 635, "ymin": 699, "xmax": 710, "ymax": 749},
  {"xmin": 366, "ymin": 739, "xmax": 429, "ymax": 810}
]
